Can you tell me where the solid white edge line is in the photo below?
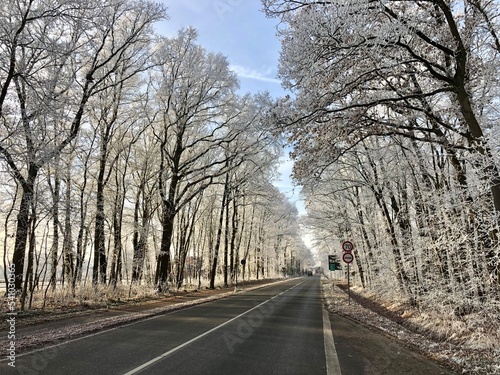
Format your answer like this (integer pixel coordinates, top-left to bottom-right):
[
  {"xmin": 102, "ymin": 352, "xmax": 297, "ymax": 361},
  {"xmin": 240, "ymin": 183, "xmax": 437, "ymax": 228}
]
[
  {"xmin": 123, "ymin": 281, "xmax": 303, "ymax": 375},
  {"xmin": 323, "ymin": 307, "xmax": 342, "ymax": 375}
]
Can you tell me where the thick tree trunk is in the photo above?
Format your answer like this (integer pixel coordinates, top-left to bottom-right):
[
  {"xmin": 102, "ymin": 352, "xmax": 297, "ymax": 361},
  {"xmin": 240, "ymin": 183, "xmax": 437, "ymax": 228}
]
[
  {"xmin": 3, "ymin": 185, "xmax": 18, "ymax": 289},
  {"xmin": 155, "ymin": 202, "xmax": 174, "ymax": 291},
  {"xmin": 20, "ymin": 213, "xmax": 36, "ymax": 311},
  {"xmin": 12, "ymin": 166, "xmax": 38, "ymax": 292},
  {"xmin": 155, "ymin": 126, "xmax": 184, "ymax": 292},
  {"xmin": 155, "ymin": 172, "xmax": 180, "ymax": 291}
]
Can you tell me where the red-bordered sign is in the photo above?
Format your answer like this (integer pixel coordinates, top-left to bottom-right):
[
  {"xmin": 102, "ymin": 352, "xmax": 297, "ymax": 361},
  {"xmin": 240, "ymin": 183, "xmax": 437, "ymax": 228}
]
[
  {"xmin": 342, "ymin": 252, "xmax": 354, "ymax": 263},
  {"xmin": 342, "ymin": 240, "xmax": 354, "ymax": 252}
]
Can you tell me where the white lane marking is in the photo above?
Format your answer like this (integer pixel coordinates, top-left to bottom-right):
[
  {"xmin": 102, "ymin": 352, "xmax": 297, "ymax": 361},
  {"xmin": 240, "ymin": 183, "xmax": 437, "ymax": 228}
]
[
  {"xmin": 323, "ymin": 308, "xmax": 342, "ymax": 375},
  {"xmin": 1, "ymin": 279, "xmax": 294, "ymax": 363},
  {"xmin": 123, "ymin": 280, "xmax": 304, "ymax": 375}
]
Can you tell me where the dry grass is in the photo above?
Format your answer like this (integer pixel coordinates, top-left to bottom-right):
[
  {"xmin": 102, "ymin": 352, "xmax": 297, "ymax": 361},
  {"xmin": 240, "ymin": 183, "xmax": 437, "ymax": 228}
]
[{"xmin": 323, "ymin": 279, "xmax": 500, "ymax": 375}]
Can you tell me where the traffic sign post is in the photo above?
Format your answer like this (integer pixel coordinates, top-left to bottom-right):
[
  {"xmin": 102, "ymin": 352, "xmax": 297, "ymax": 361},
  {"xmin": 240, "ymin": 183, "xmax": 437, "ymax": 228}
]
[
  {"xmin": 328, "ymin": 255, "xmax": 341, "ymax": 271},
  {"xmin": 342, "ymin": 241, "xmax": 354, "ymax": 252},
  {"xmin": 347, "ymin": 263, "xmax": 351, "ymax": 305},
  {"xmin": 342, "ymin": 241, "xmax": 354, "ymax": 305},
  {"xmin": 329, "ymin": 262, "xmax": 342, "ymax": 271},
  {"xmin": 328, "ymin": 255, "xmax": 342, "ymax": 287},
  {"xmin": 342, "ymin": 252, "xmax": 353, "ymax": 263}
]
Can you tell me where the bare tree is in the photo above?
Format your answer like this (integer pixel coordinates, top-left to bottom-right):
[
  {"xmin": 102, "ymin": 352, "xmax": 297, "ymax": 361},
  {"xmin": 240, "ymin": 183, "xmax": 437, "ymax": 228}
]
[
  {"xmin": 149, "ymin": 29, "xmax": 245, "ymax": 291},
  {"xmin": 0, "ymin": 0, "xmax": 165, "ymax": 292},
  {"xmin": 263, "ymin": 0, "xmax": 500, "ymax": 286}
]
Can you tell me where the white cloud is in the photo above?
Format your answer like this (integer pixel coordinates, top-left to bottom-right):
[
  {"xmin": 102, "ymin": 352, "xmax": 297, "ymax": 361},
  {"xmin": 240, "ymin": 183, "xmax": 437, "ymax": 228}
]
[{"xmin": 230, "ymin": 64, "xmax": 281, "ymax": 84}]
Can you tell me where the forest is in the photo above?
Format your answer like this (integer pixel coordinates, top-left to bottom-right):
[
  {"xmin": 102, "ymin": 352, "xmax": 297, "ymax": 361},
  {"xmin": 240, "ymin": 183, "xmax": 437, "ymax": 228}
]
[
  {"xmin": 263, "ymin": 0, "xmax": 500, "ymax": 331},
  {"xmin": 0, "ymin": 0, "xmax": 313, "ymax": 310},
  {"xmin": 2, "ymin": 1, "xmax": 499, "ymax": 372},
  {"xmin": 1, "ymin": 0, "xmax": 499, "ymax": 337}
]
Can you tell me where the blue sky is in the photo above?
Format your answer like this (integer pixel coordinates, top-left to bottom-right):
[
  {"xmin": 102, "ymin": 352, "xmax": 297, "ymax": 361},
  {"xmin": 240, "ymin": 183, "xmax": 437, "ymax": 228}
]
[
  {"xmin": 156, "ymin": 1, "xmax": 306, "ymax": 215},
  {"xmin": 156, "ymin": 1, "xmax": 285, "ymax": 98}
]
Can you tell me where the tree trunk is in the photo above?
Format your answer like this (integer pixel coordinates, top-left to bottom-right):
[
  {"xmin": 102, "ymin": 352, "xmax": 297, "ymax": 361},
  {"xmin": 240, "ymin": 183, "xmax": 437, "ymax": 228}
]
[
  {"xmin": 230, "ymin": 193, "xmax": 240, "ymax": 284},
  {"xmin": 156, "ymin": 199, "xmax": 176, "ymax": 291},
  {"xmin": 12, "ymin": 165, "xmax": 38, "ymax": 292},
  {"xmin": 155, "ymin": 171, "xmax": 181, "ymax": 291},
  {"xmin": 73, "ymin": 151, "xmax": 91, "ymax": 289},
  {"xmin": 3, "ymin": 185, "xmax": 18, "ymax": 289},
  {"xmin": 50, "ymin": 169, "xmax": 60, "ymax": 291},
  {"xmin": 242, "ymin": 204, "xmax": 256, "ymax": 281},
  {"xmin": 20, "ymin": 205, "xmax": 37, "ymax": 310},
  {"xmin": 110, "ymin": 194, "xmax": 124, "ymax": 287},
  {"xmin": 223, "ymin": 184, "xmax": 231, "ymax": 288},
  {"xmin": 176, "ymin": 200, "xmax": 200, "ymax": 290},
  {"xmin": 210, "ymin": 177, "xmax": 229, "ymax": 289},
  {"xmin": 93, "ymin": 176, "xmax": 106, "ymax": 285},
  {"xmin": 354, "ymin": 187, "xmax": 369, "ymax": 288},
  {"xmin": 62, "ymin": 166, "xmax": 74, "ymax": 286},
  {"xmin": 372, "ymin": 186, "xmax": 411, "ymax": 296},
  {"xmin": 132, "ymin": 184, "xmax": 149, "ymax": 282},
  {"xmin": 454, "ymin": 85, "xmax": 500, "ymax": 281}
]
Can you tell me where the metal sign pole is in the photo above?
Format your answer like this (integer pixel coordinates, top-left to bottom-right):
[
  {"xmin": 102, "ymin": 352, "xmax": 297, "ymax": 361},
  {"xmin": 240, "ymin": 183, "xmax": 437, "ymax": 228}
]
[
  {"xmin": 342, "ymin": 240, "xmax": 354, "ymax": 306},
  {"xmin": 347, "ymin": 263, "xmax": 351, "ymax": 305}
]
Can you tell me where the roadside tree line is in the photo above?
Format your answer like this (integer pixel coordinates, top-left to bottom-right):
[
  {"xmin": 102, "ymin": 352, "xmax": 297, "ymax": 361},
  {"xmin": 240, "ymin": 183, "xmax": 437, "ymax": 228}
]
[
  {"xmin": 0, "ymin": 0, "xmax": 312, "ymax": 310},
  {"xmin": 263, "ymin": 0, "xmax": 500, "ymax": 316}
]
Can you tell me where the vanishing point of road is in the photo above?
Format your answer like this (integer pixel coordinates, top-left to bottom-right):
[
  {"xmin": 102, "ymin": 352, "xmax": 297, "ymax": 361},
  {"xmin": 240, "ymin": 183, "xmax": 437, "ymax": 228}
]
[{"xmin": 2, "ymin": 277, "xmax": 457, "ymax": 374}]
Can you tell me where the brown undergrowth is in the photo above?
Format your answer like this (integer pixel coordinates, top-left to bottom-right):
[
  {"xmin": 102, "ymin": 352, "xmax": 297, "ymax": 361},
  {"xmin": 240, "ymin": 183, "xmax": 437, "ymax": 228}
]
[{"xmin": 324, "ymin": 280, "xmax": 500, "ymax": 375}]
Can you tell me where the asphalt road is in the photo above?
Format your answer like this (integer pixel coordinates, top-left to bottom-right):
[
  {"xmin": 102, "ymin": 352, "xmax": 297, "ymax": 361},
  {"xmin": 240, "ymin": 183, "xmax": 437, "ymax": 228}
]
[{"xmin": 2, "ymin": 277, "xmax": 458, "ymax": 375}]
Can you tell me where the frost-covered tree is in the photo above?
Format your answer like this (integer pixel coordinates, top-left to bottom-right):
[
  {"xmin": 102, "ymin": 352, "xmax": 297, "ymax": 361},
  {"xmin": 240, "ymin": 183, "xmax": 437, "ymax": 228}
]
[
  {"xmin": 263, "ymin": 0, "xmax": 500, "ymax": 290},
  {"xmin": 150, "ymin": 29, "xmax": 252, "ymax": 291},
  {"xmin": 0, "ymin": 2, "xmax": 309, "ymax": 307},
  {"xmin": 0, "ymin": 0, "xmax": 165, "ymax": 292}
]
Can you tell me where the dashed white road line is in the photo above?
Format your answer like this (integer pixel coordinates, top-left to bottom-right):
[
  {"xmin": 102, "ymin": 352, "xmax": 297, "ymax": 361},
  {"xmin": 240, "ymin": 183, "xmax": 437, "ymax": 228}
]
[{"xmin": 123, "ymin": 281, "xmax": 303, "ymax": 375}]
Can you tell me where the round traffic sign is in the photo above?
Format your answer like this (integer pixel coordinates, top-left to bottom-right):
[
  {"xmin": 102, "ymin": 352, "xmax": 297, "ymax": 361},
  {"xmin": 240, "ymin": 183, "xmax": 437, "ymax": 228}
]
[
  {"xmin": 342, "ymin": 252, "xmax": 354, "ymax": 263},
  {"xmin": 342, "ymin": 240, "xmax": 354, "ymax": 252}
]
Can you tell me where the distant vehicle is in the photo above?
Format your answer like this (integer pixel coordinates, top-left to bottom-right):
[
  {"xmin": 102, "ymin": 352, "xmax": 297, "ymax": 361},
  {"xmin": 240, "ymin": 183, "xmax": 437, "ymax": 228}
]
[{"xmin": 307, "ymin": 271, "xmax": 313, "ymax": 276}]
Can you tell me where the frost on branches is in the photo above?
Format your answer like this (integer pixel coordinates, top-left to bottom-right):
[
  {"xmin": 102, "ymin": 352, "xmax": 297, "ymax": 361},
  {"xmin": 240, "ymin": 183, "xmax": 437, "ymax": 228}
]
[{"xmin": 264, "ymin": 0, "xmax": 500, "ymax": 370}]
